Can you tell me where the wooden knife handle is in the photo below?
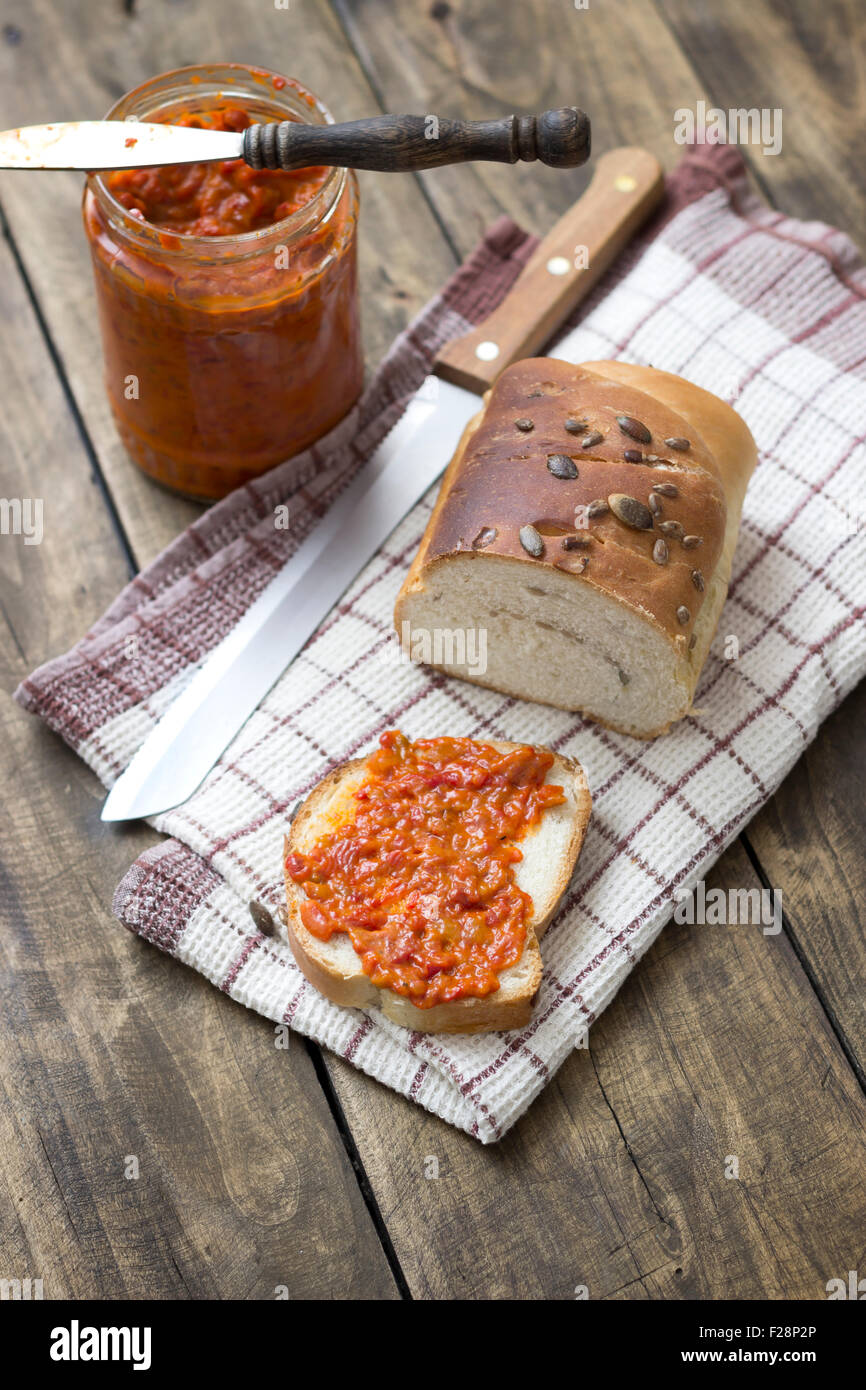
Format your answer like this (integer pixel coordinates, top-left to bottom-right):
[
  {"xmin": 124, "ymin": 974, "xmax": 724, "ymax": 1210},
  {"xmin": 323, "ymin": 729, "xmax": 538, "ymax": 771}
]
[
  {"xmin": 243, "ymin": 108, "xmax": 590, "ymax": 172},
  {"xmin": 433, "ymin": 147, "xmax": 664, "ymax": 394}
]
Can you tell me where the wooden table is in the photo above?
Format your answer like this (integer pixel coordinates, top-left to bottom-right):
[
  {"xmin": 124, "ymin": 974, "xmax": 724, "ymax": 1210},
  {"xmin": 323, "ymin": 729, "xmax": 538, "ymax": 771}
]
[{"xmin": 2, "ymin": 0, "xmax": 865, "ymax": 1302}]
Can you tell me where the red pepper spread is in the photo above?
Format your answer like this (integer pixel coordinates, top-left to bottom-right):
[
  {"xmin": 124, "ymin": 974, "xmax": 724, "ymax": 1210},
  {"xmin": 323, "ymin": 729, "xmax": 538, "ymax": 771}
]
[
  {"xmin": 86, "ymin": 93, "xmax": 362, "ymax": 498},
  {"xmin": 285, "ymin": 731, "xmax": 565, "ymax": 1009},
  {"xmin": 106, "ymin": 107, "xmax": 329, "ymax": 236}
]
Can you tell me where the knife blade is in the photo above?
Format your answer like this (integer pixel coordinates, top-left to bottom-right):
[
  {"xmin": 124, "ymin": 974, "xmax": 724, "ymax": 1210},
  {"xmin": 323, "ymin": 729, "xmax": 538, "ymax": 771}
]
[
  {"xmin": 101, "ymin": 146, "xmax": 664, "ymax": 822},
  {"xmin": 100, "ymin": 377, "xmax": 473, "ymax": 821},
  {"xmin": 0, "ymin": 121, "xmax": 244, "ymax": 170}
]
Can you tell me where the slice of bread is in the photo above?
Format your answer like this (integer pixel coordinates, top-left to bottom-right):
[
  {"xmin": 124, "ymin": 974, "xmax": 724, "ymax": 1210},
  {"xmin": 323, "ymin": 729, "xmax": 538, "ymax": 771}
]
[{"xmin": 283, "ymin": 739, "xmax": 591, "ymax": 1034}]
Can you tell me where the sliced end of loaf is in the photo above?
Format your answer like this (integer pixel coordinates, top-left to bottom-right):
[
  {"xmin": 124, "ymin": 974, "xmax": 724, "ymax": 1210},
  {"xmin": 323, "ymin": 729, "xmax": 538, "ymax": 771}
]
[{"xmin": 396, "ymin": 553, "xmax": 700, "ymax": 737}]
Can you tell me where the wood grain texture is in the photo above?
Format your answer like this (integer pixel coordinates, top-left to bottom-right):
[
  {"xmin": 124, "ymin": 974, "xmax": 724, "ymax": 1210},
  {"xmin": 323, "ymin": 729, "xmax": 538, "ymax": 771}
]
[
  {"xmin": 0, "ymin": 228, "xmax": 398, "ymax": 1300},
  {"xmin": 655, "ymin": 0, "xmax": 866, "ymax": 238},
  {"xmin": 745, "ymin": 682, "xmax": 866, "ymax": 1077},
  {"xmin": 330, "ymin": 843, "xmax": 866, "ymax": 1299}
]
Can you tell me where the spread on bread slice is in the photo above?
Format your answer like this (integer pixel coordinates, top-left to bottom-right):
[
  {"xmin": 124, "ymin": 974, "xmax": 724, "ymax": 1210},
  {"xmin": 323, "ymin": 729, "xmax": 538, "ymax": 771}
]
[
  {"xmin": 283, "ymin": 730, "xmax": 591, "ymax": 1034},
  {"xmin": 395, "ymin": 359, "xmax": 758, "ymax": 738}
]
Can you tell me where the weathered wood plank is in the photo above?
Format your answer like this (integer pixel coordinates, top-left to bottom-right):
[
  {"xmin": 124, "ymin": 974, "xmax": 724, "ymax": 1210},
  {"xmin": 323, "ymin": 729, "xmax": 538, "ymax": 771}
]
[
  {"xmin": 0, "ymin": 227, "xmax": 399, "ymax": 1300},
  {"xmin": 655, "ymin": 0, "xmax": 866, "ymax": 238},
  {"xmin": 331, "ymin": 841, "xmax": 866, "ymax": 1299},
  {"xmin": 746, "ymin": 683, "xmax": 866, "ymax": 1077}
]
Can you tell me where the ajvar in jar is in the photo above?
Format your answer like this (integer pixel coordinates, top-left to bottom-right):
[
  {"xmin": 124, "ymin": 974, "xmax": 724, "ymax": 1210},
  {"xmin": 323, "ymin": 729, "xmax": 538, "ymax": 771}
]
[{"xmin": 83, "ymin": 64, "xmax": 363, "ymax": 499}]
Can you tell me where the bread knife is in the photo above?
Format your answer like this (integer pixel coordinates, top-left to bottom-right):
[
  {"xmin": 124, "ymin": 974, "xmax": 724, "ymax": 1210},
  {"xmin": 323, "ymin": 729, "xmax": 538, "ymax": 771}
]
[{"xmin": 101, "ymin": 147, "xmax": 663, "ymax": 822}]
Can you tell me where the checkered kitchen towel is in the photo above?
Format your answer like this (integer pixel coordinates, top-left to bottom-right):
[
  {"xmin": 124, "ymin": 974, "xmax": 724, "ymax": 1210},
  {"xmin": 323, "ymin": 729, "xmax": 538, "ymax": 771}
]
[{"xmin": 16, "ymin": 143, "xmax": 866, "ymax": 1142}]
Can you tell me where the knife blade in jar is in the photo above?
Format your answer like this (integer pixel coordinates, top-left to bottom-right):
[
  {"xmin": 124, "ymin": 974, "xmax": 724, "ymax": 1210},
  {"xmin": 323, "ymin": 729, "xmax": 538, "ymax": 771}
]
[
  {"xmin": 100, "ymin": 146, "xmax": 663, "ymax": 822},
  {"xmin": 0, "ymin": 121, "xmax": 244, "ymax": 170}
]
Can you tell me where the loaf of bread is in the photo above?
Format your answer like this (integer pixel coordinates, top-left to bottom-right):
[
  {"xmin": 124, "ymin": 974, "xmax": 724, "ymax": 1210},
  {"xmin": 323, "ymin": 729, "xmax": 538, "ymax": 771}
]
[{"xmin": 395, "ymin": 359, "xmax": 758, "ymax": 737}]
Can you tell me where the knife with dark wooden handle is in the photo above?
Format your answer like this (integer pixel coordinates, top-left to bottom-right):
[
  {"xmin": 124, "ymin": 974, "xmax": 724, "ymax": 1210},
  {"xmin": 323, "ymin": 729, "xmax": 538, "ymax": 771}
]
[{"xmin": 0, "ymin": 108, "xmax": 589, "ymax": 172}]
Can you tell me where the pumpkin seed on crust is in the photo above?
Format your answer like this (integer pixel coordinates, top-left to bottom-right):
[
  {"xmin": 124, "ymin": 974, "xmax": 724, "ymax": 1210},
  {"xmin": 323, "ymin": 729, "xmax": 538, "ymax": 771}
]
[
  {"xmin": 609, "ymin": 494, "xmax": 654, "ymax": 530},
  {"xmin": 547, "ymin": 453, "xmax": 579, "ymax": 480},
  {"xmin": 519, "ymin": 524, "xmax": 544, "ymax": 557}
]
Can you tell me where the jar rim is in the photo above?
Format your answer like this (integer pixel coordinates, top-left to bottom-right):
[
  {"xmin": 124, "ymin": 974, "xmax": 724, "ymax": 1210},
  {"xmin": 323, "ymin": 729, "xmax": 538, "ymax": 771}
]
[{"xmin": 88, "ymin": 62, "xmax": 345, "ymax": 257}]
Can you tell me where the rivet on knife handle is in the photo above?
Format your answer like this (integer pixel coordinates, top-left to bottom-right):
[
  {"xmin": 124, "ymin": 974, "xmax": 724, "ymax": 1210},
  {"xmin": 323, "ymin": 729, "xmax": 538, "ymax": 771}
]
[
  {"xmin": 433, "ymin": 146, "xmax": 664, "ymax": 395},
  {"xmin": 242, "ymin": 108, "xmax": 590, "ymax": 172}
]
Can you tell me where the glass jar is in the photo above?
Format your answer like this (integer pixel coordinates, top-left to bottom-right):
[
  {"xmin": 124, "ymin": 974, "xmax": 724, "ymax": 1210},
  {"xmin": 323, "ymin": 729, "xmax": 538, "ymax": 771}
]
[{"xmin": 83, "ymin": 64, "xmax": 363, "ymax": 500}]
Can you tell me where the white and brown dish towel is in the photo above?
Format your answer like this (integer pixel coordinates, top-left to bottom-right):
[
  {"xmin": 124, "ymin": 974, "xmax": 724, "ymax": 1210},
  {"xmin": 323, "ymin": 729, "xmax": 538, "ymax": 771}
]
[{"xmin": 17, "ymin": 143, "xmax": 866, "ymax": 1142}]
